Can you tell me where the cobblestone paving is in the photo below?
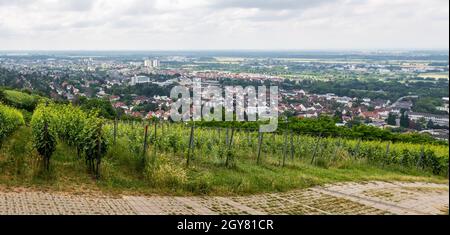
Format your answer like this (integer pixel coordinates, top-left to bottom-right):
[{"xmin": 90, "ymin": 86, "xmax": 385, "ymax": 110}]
[
  {"xmin": 0, "ymin": 182, "xmax": 448, "ymax": 215},
  {"xmin": 0, "ymin": 191, "xmax": 136, "ymax": 215},
  {"xmin": 312, "ymin": 181, "xmax": 449, "ymax": 215}
]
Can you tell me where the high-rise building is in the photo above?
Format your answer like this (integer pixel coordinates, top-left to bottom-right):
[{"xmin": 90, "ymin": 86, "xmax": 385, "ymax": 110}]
[
  {"xmin": 152, "ymin": 59, "xmax": 160, "ymax": 68},
  {"xmin": 144, "ymin": 60, "xmax": 152, "ymax": 67},
  {"xmin": 144, "ymin": 59, "xmax": 160, "ymax": 68}
]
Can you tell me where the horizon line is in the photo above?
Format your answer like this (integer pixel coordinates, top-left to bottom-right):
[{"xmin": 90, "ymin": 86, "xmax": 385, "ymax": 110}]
[{"xmin": 0, "ymin": 48, "xmax": 449, "ymax": 52}]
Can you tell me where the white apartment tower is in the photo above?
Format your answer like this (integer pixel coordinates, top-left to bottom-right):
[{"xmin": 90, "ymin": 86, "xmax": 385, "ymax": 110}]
[{"xmin": 144, "ymin": 59, "xmax": 160, "ymax": 68}]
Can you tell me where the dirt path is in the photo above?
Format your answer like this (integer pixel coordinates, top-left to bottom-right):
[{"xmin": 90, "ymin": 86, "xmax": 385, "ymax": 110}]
[{"xmin": 0, "ymin": 181, "xmax": 448, "ymax": 215}]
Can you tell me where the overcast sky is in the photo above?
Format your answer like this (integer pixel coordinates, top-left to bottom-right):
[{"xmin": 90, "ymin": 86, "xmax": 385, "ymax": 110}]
[{"xmin": 0, "ymin": 0, "xmax": 448, "ymax": 50}]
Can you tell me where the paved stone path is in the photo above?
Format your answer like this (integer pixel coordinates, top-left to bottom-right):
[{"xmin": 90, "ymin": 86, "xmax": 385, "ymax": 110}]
[{"xmin": 0, "ymin": 181, "xmax": 448, "ymax": 215}]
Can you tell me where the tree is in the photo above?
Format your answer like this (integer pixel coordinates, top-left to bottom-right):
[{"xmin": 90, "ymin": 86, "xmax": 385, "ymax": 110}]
[
  {"xmin": 427, "ymin": 119, "xmax": 435, "ymax": 129},
  {"xmin": 334, "ymin": 110, "xmax": 343, "ymax": 123},
  {"xmin": 409, "ymin": 120, "xmax": 421, "ymax": 131},
  {"xmin": 413, "ymin": 97, "xmax": 446, "ymax": 115},
  {"xmin": 386, "ymin": 113, "xmax": 397, "ymax": 126},
  {"xmin": 347, "ymin": 117, "xmax": 363, "ymax": 128},
  {"xmin": 78, "ymin": 97, "xmax": 116, "ymax": 119},
  {"xmin": 400, "ymin": 111, "xmax": 410, "ymax": 128},
  {"xmin": 417, "ymin": 117, "xmax": 427, "ymax": 129},
  {"xmin": 283, "ymin": 110, "xmax": 296, "ymax": 118}
]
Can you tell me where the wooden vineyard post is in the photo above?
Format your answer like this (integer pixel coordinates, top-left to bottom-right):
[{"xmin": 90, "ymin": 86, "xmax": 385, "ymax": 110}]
[
  {"xmin": 113, "ymin": 118, "xmax": 118, "ymax": 145},
  {"xmin": 353, "ymin": 139, "xmax": 362, "ymax": 159},
  {"xmin": 225, "ymin": 128, "xmax": 235, "ymax": 167},
  {"xmin": 297, "ymin": 135, "xmax": 302, "ymax": 159},
  {"xmin": 230, "ymin": 128, "xmax": 235, "ymax": 145},
  {"xmin": 332, "ymin": 136, "xmax": 342, "ymax": 161},
  {"xmin": 311, "ymin": 133, "xmax": 322, "ymax": 164},
  {"xmin": 186, "ymin": 124, "xmax": 195, "ymax": 167},
  {"xmin": 44, "ymin": 120, "xmax": 50, "ymax": 171},
  {"xmin": 384, "ymin": 142, "xmax": 391, "ymax": 166},
  {"xmin": 225, "ymin": 128, "xmax": 229, "ymax": 146},
  {"xmin": 282, "ymin": 128, "xmax": 288, "ymax": 167},
  {"xmin": 417, "ymin": 145, "xmax": 425, "ymax": 169},
  {"xmin": 257, "ymin": 131, "xmax": 264, "ymax": 165},
  {"xmin": 152, "ymin": 126, "xmax": 158, "ymax": 165},
  {"xmin": 290, "ymin": 130, "xmax": 295, "ymax": 161},
  {"xmin": 143, "ymin": 125, "xmax": 149, "ymax": 159},
  {"xmin": 153, "ymin": 121, "xmax": 157, "ymax": 143},
  {"xmin": 96, "ymin": 124, "xmax": 102, "ymax": 179}
]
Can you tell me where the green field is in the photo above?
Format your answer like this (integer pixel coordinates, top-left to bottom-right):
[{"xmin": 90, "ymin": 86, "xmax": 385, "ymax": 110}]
[{"xmin": 418, "ymin": 73, "xmax": 449, "ymax": 79}]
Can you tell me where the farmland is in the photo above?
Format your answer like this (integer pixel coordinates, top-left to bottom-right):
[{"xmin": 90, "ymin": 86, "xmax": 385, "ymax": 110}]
[{"xmin": 418, "ymin": 73, "xmax": 449, "ymax": 80}]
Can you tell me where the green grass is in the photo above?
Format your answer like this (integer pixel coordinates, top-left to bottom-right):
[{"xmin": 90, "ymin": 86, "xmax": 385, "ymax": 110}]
[{"xmin": 0, "ymin": 127, "xmax": 447, "ymax": 196}]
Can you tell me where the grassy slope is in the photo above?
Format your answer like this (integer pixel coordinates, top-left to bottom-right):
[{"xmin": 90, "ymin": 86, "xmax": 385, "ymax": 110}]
[{"xmin": 0, "ymin": 127, "xmax": 448, "ymax": 196}]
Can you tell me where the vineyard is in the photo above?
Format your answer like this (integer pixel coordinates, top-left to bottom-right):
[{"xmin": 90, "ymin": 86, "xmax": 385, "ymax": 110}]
[
  {"xmin": 0, "ymin": 103, "xmax": 25, "ymax": 143},
  {"xmin": 0, "ymin": 101, "xmax": 449, "ymax": 195},
  {"xmin": 103, "ymin": 121, "xmax": 449, "ymax": 177},
  {"xmin": 30, "ymin": 103, "xmax": 107, "ymax": 177},
  {"xmin": 0, "ymin": 89, "xmax": 40, "ymax": 112}
]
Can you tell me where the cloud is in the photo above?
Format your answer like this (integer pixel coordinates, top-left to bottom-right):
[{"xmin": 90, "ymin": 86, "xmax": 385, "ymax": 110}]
[
  {"xmin": 209, "ymin": 0, "xmax": 333, "ymax": 11},
  {"xmin": 0, "ymin": 0, "xmax": 96, "ymax": 11},
  {"xmin": 58, "ymin": 0, "xmax": 96, "ymax": 12},
  {"xmin": 0, "ymin": 0, "xmax": 32, "ymax": 6},
  {"xmin": 0, "ymin": 0, "xmax": 448, "ymax": 50}
]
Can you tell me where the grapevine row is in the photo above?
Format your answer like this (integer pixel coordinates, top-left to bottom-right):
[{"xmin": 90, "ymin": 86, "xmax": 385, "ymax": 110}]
[
  {"xmin": 104, "ymin": 121, "xmax": 449, "ymax": 176},
  {"xmin": 0, "ymin": 103, "xmax": 25, "ymax": 142},
  {"xmin": 31, "ymin": 103, "xmax": 108, "ymax": 177}
]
